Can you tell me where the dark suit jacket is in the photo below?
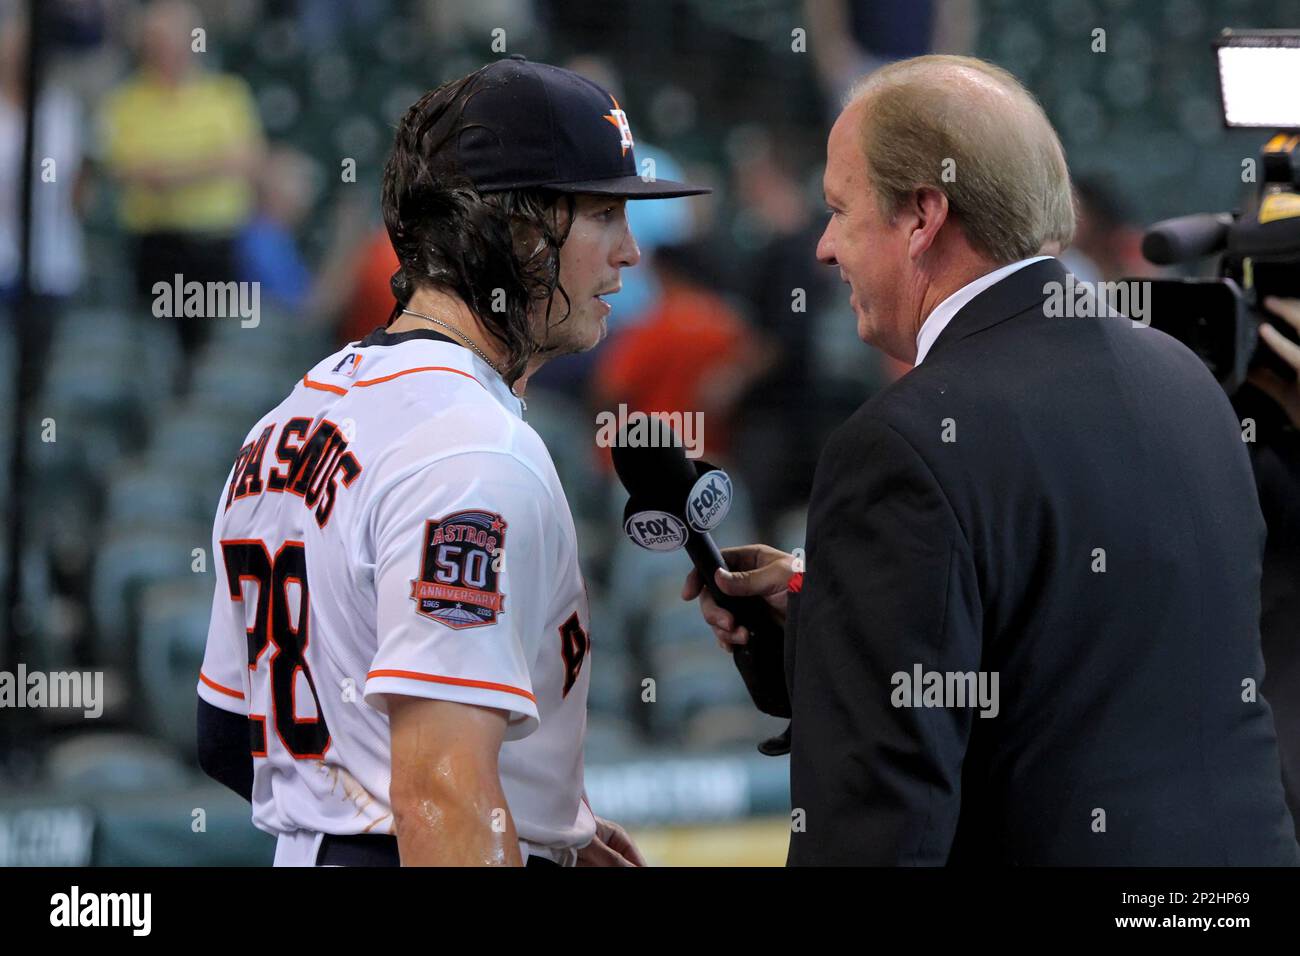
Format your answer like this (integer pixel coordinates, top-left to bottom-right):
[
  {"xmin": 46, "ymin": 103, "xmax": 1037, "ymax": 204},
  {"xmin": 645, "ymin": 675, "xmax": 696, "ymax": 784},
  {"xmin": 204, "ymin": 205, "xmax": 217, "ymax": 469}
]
[{"xmin": 786, "ymin": 258, "xmax": 1299, "ymax": 865}]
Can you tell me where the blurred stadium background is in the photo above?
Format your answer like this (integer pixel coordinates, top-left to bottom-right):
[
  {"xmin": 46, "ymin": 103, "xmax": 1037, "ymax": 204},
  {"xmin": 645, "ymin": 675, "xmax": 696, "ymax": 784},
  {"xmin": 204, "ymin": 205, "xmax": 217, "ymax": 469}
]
[{"xmin": 0, "ymin": 0, "xmax": 1294, "ymax": 866}]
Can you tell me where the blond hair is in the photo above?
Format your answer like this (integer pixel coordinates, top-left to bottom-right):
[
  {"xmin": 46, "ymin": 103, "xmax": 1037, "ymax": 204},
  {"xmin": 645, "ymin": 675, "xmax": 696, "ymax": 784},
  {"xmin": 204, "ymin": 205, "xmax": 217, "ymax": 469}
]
[{"xmin": 848, "ymin": 55, "xmax": 1074, "ymax": 263}]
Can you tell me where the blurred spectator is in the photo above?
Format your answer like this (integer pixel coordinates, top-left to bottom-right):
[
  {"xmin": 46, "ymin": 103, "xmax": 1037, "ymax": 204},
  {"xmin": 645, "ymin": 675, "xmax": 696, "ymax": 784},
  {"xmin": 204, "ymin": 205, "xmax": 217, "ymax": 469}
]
[
  {"xmin": 0, "ymin": 11, "xmax": 87, "ymax": 315},
  {"xmin": 1063, "ymin": 174, "xmax": 1161, "ymax": 282},
  {"xmin": 273, "ymin": 0, "xmax": 395, "ymax": 54},
  {"xmin": 0, "ymin": 9, "xmax": 89, "ymax": 408},
  {"xmin": 45, "ymin": 0, "xmax": 113, "ymax": 54},
  {"xmin": 801, "ymin": 0, "xmax": 983, "ymax": 407},
  {"xmin": 805, "ymin": 0, "xmax": 976, "ymax": 116},
  {"xmin": 236, "ymin": 143, "xmax": 378, "ymax": 332},
  {"xmin": 39, "ymin": 0, "xmax": 128, "ymax": 107},
  {"xmin": 235, "ymin": 144, "xmax": 316, "ymax": 313},
  {"xmin": 332, "ymin": 225, "xmax": 400, "ymax": 347},
  {"xmin": 100, "ymin": 0, "xmax": 263, "ymax": 368},
  {"xmin": 727, "ymin": 132, "xmax": 836, "ymax": 527},
  {"xmin": 592, "ymin": 242, "xmax": 774, "ymax": 466},
  {"xmin": 424, "ymin": 0, "xmax": 541, "ymax": 49}
]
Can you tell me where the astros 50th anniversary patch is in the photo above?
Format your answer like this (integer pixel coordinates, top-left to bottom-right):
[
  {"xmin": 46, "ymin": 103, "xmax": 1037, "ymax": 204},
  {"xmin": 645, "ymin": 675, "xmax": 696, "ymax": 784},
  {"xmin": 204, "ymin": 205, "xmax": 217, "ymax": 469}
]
[{"xmin": 410, "ymin": 509, "xmax": 507, "ymax": 629}]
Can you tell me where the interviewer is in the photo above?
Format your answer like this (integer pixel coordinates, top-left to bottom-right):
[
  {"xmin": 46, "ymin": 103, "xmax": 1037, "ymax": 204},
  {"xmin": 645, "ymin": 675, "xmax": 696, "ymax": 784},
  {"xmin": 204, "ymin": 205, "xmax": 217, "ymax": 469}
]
[{"xmin": 684, "ymin": 55, "xmax": 1298, "ymax": 866}]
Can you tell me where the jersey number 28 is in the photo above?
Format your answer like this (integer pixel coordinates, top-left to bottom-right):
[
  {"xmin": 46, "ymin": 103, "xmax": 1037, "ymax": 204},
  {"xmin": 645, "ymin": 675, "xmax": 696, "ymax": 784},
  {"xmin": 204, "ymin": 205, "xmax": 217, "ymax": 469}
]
[{"xmin": 221, "ymin": 539, "xmax": 332, "ymax": 759}]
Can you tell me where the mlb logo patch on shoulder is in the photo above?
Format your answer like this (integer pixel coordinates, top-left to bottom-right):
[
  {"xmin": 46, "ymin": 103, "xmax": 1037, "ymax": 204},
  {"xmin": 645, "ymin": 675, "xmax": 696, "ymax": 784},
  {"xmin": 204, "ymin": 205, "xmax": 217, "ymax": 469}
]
[
  {"xmin": 410, "ymin": 509, "xmax": 507, "ymax": 629},
  {"xmin": 332, "ymin": 353, "xmax": 362, "ymax": 377}
]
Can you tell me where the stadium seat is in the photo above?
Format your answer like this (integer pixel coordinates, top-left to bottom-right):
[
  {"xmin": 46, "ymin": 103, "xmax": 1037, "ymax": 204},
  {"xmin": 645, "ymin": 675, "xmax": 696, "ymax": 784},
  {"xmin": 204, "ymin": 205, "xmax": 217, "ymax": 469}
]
[
  {"xmin": 105, "ymin": 460, "xmax": 209, "ymax": 527},
  {"xmin": 681, "ymin": 703, "xmax": 788, "ymax": 754},
  {"xmin": 187, "ymin": 357, "xmax": 294, "ymax": 425},
  {"xmin": 136, "ymin": 577, "xmax": 215, "ymax": 756},
  {"xmin": 643, "ymin": 600, "xmax": 716, "ymax": 651},
  {"xmin": 25, "ymin": 400, "xmax": 126, "ymax": 524},
  {"xmin": 49, "ymin": 307, "xmax": 137, "ymax": 353},
  {"xmin": 521, "ymin": 388, "xmax": 607, "ymax": 524},
  {"xmin": 90, "ymin": 520, "xmax": 209, "ymax": 670},
  {"xmin": 606, "ymin": 536, "xmax": 692, "ymax": 622},
  {"xmin": 128, "ymin": 320, "xmax": 185, "ymax": 408},
  {"xmin": 583, "ymin": 714, "xmax": 648, "ymax": 764},
  {"xmin": 587, "ymin": 645, "xmax": 636, "ymax": 720},
  {"xmin": 586, "ymin": 584, "xmax": 634, "ymax": 654},
  {"xmin": 44, "ymin": 731, "xmax": 192, "ymax": 795},
  {"xmin": 39, "ymin": 352, "xmax": 145, "ymax": 440},
  {"xmin": 145, "ymin": 405, "xmax": 259, "ymax": 482},
  {"xmin": 45, "ymin": 306, "xmax": 182, "ymax": 408},
  {"xmin": 644, "ymin": 642, "xmax": 751, "ymax": 737}
]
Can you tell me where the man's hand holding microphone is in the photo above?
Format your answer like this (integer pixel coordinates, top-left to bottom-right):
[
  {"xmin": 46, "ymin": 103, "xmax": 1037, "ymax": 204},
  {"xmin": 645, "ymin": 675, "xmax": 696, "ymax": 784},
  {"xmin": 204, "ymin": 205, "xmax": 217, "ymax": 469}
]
[
  {"xmin": 610, "ymin": 420, "xmax": 793, "ymax": 730},
  {"xmin": 681, "ymin": 545, "xmax": 797, "ymax": 652}
]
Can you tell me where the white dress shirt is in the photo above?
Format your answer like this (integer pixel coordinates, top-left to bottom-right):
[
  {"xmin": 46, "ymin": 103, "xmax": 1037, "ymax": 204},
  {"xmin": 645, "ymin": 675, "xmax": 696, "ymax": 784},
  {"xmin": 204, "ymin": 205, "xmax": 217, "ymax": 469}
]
[{"xmin": 913, "ymin": 255, "xmax": 1054, "ymax": 366}]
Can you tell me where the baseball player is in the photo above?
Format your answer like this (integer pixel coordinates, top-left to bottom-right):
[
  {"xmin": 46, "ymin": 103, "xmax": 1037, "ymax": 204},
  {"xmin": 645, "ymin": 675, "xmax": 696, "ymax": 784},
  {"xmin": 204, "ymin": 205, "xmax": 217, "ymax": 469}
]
[{"xmin": 194, "ymin": 57, "xmax": 708, "ymax": 866}]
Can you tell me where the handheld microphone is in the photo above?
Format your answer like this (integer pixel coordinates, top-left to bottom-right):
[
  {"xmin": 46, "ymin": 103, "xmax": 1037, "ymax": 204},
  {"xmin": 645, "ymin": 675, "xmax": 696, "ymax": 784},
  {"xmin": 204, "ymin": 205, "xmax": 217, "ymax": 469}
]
[{"xmin": 611, "ymin": 423, "xmax": 792, "ymax": 721}]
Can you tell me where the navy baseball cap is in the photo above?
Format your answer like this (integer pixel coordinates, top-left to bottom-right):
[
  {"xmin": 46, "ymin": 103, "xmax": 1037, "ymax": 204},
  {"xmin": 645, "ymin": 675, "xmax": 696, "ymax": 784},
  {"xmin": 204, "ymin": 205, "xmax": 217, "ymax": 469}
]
[{"xmin": 455, "ymin": 55, "xmax": 710, "ymax": 199}]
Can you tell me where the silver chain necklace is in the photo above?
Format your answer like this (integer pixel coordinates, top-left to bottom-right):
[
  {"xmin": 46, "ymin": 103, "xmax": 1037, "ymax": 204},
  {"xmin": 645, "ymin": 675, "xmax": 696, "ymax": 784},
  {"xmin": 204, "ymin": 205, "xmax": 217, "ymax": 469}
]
[
  {"xmin": 398, "ymin": 308, "xmax": 526, "ymax": 411},
  {"xmin": 400, "ymin": 308, "xmax": 501, "ymax": 373}
]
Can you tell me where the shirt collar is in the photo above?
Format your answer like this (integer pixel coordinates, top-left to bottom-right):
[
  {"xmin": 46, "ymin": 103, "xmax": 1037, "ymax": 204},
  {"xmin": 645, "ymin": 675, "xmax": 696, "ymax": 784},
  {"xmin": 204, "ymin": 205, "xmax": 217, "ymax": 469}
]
[
  {"xmin": 913, "ymin": 255, "xmax": 1054, "ymax": 366},
  {"xmin": 357, "ymin": 326, "xmax": 523, "ymax": 419}
]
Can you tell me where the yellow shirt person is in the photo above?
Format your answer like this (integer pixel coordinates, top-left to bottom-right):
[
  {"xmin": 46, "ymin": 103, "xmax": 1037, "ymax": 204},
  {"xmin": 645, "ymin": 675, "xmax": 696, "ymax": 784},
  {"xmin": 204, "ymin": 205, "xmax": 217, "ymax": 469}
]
[{"xmin": 101, "ymin": 69, "xmax": 262, "ymax": 236}]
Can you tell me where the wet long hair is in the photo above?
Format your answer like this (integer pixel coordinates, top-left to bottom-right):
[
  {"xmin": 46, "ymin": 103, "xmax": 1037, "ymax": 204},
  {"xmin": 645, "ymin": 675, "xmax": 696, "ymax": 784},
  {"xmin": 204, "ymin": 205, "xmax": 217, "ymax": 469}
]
[{"xmin": 380, "ymin": 68, "xmax": 575, "ymax": 385}]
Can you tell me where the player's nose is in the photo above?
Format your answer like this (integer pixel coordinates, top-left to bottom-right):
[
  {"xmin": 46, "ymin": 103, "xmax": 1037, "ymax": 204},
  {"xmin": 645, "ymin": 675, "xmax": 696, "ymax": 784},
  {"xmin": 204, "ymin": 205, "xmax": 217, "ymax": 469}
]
[{"xmin": 616, "ymin": 224, "xmax": 641, "ymax": 268}]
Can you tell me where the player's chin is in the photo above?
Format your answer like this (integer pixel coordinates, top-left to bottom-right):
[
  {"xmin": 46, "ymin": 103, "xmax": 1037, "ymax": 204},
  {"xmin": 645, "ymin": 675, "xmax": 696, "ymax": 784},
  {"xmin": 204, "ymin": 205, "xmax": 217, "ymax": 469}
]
[
  {"xmin": 546, "ymin": 315, "xmax": 605, "ymax": 359},
  {"xmin": 580, "ymin": 302, "xmax": 609, "ymax": 349}
]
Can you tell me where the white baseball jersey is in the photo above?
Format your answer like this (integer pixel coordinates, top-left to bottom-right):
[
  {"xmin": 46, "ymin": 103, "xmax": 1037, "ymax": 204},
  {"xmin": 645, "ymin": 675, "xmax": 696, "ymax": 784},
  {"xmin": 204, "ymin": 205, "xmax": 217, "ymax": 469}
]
[{"xmin": 196, "ymin": 326, "xmax": 596, "ymax": 862}]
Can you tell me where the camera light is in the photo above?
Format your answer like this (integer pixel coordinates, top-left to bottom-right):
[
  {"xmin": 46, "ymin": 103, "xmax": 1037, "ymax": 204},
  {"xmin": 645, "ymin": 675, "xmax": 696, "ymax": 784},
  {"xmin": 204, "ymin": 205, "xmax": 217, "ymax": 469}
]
[{"xmin": 1216, "ymin": 32, "xmax": 1300, "ymax": 129}]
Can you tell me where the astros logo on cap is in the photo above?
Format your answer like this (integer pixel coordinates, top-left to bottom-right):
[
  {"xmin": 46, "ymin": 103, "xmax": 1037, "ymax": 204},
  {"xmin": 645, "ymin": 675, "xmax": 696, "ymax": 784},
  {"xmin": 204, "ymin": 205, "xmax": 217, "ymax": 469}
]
[{"xmin": 602, "ymin": 96, "xmax": 634, "ymax": 156}]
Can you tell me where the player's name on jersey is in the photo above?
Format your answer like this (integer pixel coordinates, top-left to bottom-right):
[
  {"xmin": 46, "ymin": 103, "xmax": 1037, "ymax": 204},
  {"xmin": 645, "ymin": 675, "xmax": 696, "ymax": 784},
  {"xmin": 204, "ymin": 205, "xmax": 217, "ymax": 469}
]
[{"xmin": 225, "ymin": 416, "xmax": 362, "ymax": 527}]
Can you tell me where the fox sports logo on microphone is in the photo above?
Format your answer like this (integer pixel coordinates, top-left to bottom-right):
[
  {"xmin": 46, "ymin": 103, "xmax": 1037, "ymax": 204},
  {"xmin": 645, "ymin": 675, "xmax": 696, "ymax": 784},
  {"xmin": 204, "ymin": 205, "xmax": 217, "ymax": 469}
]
[
  {"xmin": 686, "ymin": 469, "xmax": 732, "ymax": 533},
  {"xmin": 624, "ymin": 511, "xmax": 689, "ymax": 551}
]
